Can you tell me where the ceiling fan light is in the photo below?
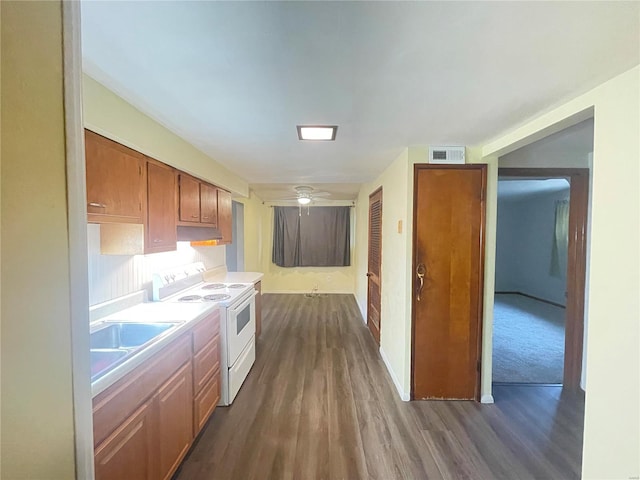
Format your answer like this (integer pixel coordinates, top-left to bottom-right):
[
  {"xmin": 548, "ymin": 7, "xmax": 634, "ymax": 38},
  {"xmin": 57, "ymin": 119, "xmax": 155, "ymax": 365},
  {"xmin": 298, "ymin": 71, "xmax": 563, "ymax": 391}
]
[{"xmin": 297, "ymin": 196, "xmax": 311, "ymax": 205}]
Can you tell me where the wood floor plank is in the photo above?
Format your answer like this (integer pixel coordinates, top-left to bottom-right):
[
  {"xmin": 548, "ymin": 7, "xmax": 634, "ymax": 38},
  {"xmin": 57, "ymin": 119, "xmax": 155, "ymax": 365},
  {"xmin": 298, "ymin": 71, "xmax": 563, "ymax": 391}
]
[{"xmin": 175, "ymin": 294, "xmax": 584, "ymax": 480}]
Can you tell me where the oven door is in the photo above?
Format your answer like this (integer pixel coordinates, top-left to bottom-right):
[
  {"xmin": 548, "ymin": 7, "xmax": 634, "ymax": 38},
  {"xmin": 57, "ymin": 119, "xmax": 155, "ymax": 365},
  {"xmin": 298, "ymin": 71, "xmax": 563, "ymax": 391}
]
[{"xmin": 227, "ymin": 289, "xmax": 257, "ymax": 366}]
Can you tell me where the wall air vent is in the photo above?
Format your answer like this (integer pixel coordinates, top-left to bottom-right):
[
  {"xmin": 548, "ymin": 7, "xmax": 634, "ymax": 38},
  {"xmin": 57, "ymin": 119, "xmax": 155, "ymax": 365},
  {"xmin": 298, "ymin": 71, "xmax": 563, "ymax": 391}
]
[{"xmin": 429, "ymin": 146, "xmax": 466, "ymax": 164}]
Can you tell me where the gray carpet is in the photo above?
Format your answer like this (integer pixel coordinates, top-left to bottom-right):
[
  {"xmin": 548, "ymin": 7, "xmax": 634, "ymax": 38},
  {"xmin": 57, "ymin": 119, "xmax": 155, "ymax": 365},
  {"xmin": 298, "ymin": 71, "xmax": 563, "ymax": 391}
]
[{"xmin": 492, "ymin": 294, "xmax": 565, "ymax": 384}]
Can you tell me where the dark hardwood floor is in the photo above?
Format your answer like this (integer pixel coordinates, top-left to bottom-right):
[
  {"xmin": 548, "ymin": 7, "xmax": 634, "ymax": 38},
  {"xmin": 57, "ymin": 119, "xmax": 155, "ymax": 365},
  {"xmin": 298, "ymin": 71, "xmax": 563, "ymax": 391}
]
[{"xmin": 175, "ymin": 294, "xmax": 585, "ymax": 480}]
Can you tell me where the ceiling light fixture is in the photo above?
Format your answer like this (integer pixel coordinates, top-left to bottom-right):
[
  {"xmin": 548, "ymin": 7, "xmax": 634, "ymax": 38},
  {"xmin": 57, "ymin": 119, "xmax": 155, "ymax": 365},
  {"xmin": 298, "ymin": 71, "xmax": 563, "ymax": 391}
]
[
  {"xmin": 297, "ymin": 125, "xmax": 338, "ymax": 141},
  {"xmin": 297, "ymin": 196, "xmax": 311, "ymax": 205}
]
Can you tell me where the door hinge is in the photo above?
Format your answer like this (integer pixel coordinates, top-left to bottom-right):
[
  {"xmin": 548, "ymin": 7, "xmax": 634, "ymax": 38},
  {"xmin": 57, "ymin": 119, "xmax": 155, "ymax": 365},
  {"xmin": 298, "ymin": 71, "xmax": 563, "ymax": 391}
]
[
  {"xmin": 477, "ymin": 360, "xmax": 482, "ymax": 372},
  {"xmin": 480, "ymin": 188, "xmax": 485, "ymax": 202}
]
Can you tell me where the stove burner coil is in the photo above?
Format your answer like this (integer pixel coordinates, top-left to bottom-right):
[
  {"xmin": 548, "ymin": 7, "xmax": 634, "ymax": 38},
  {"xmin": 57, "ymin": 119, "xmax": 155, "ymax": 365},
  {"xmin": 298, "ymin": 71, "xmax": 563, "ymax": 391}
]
[
  {"xmin": 227, "ymin": 284, "xmax": 246, "ymax": 289},
  {"xmin": 177, "ymin": 295, "xmax": 203, "ymax": 302},
  {"xmin": 202, "ymin": 283, "xmax": 226, "ymax": 290},
  {"xmin": 203, "ymin": 294, "xmax": 231, "ymax": 302}
]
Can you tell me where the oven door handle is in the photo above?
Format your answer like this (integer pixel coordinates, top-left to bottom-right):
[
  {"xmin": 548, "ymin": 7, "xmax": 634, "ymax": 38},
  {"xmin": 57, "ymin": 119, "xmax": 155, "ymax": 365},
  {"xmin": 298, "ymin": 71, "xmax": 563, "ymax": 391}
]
[{"xmin": 227, "ymin": 289, "xmax": 258, "ymax": 314}]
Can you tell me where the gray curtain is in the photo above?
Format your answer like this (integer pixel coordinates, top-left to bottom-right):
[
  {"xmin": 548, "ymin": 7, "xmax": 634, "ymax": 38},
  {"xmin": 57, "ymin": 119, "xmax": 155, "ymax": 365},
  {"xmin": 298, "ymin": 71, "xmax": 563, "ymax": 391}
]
[{"xmin": 272, "ymin": 206, "xmax": 350, "ymax": 267}]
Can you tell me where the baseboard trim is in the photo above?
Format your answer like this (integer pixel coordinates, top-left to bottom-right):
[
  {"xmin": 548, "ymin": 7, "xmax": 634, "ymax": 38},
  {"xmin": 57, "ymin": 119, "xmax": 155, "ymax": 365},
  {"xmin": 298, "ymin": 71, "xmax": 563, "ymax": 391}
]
[
  {"xmin": 495, "ymin": 291, "xmax": 566, "ymax": 309},
  {"xmin": 379, "ymin": 347, "xmax": 410, "ymax": 402},
  {"xmin": 481, "ymin": 394, "xmax": 495, "ymax": 404}
]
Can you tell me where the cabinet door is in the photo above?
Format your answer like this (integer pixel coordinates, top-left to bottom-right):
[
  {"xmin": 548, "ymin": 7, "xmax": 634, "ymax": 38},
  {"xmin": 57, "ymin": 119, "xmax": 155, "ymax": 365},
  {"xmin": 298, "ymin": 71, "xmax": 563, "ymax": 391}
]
[
  {"xmin": 146, "ymin": 161, "xmax": 177, "ymax": 254},
  {"xmin": 157, "ymin": 362, "xmax": 194, "ymax": 480},
  {"xmin": 85, "ymin": 130, "xmax": 145, "ymax": 224},
  {"xmin": 193, "ymin": 372, "xmax": 220, "ymax": 436},
  {"xmin": 217, "ymin": 188, "xmax": 233, "ymax": 244},
  {"xmin": 94, "ymin": 400, "xmax": 156, "ymax": 480},
  {"xmin": 179, "ymin": 174, "xmax": 201, "ymax": 223},
  {"xmin": 200, "ymin": 183, "xmax": 218, "ymax": 227}
]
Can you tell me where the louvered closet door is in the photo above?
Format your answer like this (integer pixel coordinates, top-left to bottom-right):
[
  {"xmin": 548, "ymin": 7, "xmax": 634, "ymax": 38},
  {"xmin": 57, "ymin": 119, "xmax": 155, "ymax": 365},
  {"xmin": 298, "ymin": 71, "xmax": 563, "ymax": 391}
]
[{"xmin": 367, "ymin": 188, "xmax": 383, "ymax": 345}]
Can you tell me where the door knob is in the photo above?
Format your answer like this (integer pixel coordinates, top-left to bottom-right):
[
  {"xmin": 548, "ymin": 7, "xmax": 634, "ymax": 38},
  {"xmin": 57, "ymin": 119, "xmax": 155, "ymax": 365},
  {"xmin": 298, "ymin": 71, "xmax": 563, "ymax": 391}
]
[{"xmin": 416, "ymin": 263, "xmax": 426, "ymax": 301}]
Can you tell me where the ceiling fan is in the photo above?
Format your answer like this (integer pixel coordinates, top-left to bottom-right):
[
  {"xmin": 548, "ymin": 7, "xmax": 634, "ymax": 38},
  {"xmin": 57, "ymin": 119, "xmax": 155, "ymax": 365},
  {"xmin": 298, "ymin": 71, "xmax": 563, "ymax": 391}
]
[{"xmin": 279, "ymin": 185, "xmax": 332, "ymax": 205}]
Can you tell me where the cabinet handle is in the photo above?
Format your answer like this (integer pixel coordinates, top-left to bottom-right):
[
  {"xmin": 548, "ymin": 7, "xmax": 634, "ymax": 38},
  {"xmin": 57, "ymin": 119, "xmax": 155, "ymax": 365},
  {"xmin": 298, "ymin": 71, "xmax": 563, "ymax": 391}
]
[
  {"xmin": 88, "ymin": 202, "xmax": 106, "ymax": 208},
  {"xmin": 202, "ymin": 216, "xmax": 209, "ymax": 219},
  {"xmin": 191, "ymin": 214, "xmax": 199, "ymax": 218},
  {"xmin": 153, "ymin": 239, "xmax": 162, "ymax": 243}
]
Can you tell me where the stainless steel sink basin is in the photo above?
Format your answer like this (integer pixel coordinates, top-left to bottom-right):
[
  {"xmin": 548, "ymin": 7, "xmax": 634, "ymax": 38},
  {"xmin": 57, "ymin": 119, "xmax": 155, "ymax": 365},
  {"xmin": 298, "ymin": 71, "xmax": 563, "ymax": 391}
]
[
  {"xmin": 91, "ymin": 349, "xmax": 129, "ymax": 379},
  {"xmin": 91, "ymin": 322, "xmax": 178, "ymax": 349},
  {"xmin": 90, "ymin": 322, "xmax": 180, "ymax": 381}
]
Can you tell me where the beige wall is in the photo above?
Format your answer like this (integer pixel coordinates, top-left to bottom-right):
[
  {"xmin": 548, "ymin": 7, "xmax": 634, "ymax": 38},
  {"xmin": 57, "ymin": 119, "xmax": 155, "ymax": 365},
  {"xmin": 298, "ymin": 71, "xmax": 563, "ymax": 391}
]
[
  {"xmin": 1, "ymin": 1, "xmax": 77, "ymax": 478},
  {"xmin": 238, "ymin": 192, "xmax": 356, "ymax": 294},
  {"xmin": 483, "ymin": 65, "xmax": 639, "ymax": 480},
  {"xmin": 355, "ymin": 149, "xmax": 413, "ymax": 399},
  {"xmin": 83, "ymin": 74, "xmax": 249, "ymax": 197}
]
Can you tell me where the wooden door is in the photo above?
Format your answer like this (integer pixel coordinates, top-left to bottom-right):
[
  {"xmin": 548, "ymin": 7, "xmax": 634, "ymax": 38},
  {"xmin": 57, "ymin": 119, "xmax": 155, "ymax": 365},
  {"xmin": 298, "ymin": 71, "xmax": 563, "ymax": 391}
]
[
  {"xmin": 85, "ymin": 130, "xmax": 145, "ymax": 224},
  {"xmin": 217, "ymin": 189, "xmax": 233, "ymax": 244},
  {"xmin": 367, "ymin": 188, "xmax": 383, "ymax": 345},
  {"xmin": 200, "ymin": 183, "xmax": 218, "ymax": 227},
  {"xmin": 146, "ymin": 161, "xmax": 177, "ymax": 254},
  {"xmin": 157, "ymin": 362, "xmax": 193, "ymax": 480},
  {"xmin": 178, "ymin": 174, "xmax": 201, "ymax": 223},
  {"xmin": 412, "ymin": 165, "xmax": 486, "ymax": 400},
  {"xmin": 94, "ymin": 400, "xmax": 156, "ymax": 480}
]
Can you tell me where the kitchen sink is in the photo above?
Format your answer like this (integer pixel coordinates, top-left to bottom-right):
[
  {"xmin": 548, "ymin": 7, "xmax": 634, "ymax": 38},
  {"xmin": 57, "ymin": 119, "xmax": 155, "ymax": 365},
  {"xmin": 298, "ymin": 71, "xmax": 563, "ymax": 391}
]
[
  {"xmin": 90, "ymin": 322, "xmax": 180, "ymax": 381},
  {"xmin": 90, "ymin": 322, "xmax": 179, "ymax": 350},
  {"xmin": 91, "ymin": 349, "xmax": 129, "ymax": 379}
]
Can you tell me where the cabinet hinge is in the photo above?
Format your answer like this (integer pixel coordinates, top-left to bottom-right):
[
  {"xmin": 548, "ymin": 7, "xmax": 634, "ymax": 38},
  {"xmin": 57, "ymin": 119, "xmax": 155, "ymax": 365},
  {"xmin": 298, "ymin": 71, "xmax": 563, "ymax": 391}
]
[
  {"xmin": 139, "ymin": 202, "xmax": 142, "ymax": 211},
  {"xmin": 139, "ymin": 165, "xmax": 142, "ymax": 176}
]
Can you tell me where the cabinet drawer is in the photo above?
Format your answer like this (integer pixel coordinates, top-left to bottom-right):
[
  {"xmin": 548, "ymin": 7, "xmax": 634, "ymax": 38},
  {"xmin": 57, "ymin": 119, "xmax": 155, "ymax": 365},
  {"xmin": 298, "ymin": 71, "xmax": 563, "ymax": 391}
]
[
  {"xmin": 93, "ymin": 334, "xmax": 192, "ymax": 447},
  {"xmin": 192, "ymin": 310, "xmax": 220, "ymax": 353},
  {"xmin": 193, "ymin": 336, "xmax": 220, "ymax": 394},
  {"xmin": 193, "ymin": 371, "xmax": 220, "ymax": 436}
]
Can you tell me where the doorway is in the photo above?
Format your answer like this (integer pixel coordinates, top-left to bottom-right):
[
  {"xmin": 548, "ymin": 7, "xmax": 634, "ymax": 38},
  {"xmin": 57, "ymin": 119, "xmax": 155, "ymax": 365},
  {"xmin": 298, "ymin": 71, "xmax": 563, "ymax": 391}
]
[
  {"xmin": 496, "ymin": 168, "xmax": 588, "ymax": 389},
  {"xmin": 411, "ymin": 165, "xmax": 486, "ymax": 400},
  {"xmin": 493, "ymin": 177, "xmax": 570, "ymax": 384}
]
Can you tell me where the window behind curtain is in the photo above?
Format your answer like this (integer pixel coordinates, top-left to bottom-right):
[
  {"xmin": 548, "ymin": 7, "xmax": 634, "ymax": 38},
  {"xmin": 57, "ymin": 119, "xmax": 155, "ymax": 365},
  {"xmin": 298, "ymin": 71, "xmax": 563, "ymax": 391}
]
[{"xmin": 272, "ymin": 206, "xmax": 350, "ymax": 267}]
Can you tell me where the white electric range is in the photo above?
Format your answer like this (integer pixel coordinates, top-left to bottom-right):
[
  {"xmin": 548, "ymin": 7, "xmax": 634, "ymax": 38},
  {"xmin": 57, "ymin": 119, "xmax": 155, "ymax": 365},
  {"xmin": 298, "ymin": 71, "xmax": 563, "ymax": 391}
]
[{"xmin": 152, "ymin": 262, "xmax": 257, "ymax": 405}]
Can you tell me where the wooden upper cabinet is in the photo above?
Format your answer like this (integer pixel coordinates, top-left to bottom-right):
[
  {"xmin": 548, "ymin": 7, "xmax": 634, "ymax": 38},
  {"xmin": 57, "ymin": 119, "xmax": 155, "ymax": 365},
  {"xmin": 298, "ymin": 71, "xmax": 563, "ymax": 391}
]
[
  {"xmin": 217, "ymin": 188, "xmax": 232, "ymax": 244},
  {"xmin": 178, "ymin": 174, "xmax": 220, "ymax": 228},
  {"xmin": 200, "ymin": 183, "xmax": 218, "ymax": 227},
  {"xmin": 178, "ymin": 174, "xmax": 201, "ymax": 223},
  {"xmin": 85, "ymin": 130, "xmax": 146, "ymax": 224},
  {"xmin": 146, "ymin": 160, "xmax": 177, "ymax": 254}
]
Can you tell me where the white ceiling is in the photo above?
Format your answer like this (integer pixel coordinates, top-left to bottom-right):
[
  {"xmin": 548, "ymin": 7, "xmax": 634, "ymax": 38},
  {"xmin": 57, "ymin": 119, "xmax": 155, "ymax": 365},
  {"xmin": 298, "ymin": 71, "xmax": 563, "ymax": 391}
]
[{"xmin": 80, "ymin": 1, "xmax": 639, "ymax": 201}]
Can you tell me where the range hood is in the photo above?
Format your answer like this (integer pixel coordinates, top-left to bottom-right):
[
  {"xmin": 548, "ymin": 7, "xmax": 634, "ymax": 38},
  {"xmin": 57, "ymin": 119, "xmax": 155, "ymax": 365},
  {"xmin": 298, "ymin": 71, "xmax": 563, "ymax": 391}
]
[{"xmin": 177, "ymin": 225, "xmax": 223, "ymax": 242}]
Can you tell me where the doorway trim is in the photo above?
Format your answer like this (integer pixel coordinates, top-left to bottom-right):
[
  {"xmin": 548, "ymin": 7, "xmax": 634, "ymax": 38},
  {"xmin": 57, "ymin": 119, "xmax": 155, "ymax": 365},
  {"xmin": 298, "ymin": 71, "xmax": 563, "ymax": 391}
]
[{"xmin": 498, "ymin": 167, "xmax": 589, "ymax": 389}]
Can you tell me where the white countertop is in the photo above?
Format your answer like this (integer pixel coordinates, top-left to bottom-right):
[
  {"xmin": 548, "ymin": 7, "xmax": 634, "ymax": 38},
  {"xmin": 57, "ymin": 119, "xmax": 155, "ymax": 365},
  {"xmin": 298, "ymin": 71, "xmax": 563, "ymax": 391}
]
[
  {"xmin": 90, "ymin": 299, "xmax": 218, "ymax": 398},
  {"xmin": 204, "ymin": 269, "xmax": 264, "ymax": 284}
]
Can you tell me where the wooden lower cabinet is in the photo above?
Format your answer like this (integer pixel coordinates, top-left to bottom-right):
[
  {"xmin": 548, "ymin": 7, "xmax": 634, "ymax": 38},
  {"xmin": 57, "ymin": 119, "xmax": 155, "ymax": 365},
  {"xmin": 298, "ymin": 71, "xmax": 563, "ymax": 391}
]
[
  {"xmin": 158, "ymin": 362, "xmax": 193, "ymax": 480},
  {"xmin": 94, "ymin": 312, "xmax": 221, "ymax": 479},
  {"xmin": 95, "ymin": 400, "xmax": 156, "ymax": 480},
  {"xmin": 193, "ymin": 371, "xmax": 220, "ymax": 435}
]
